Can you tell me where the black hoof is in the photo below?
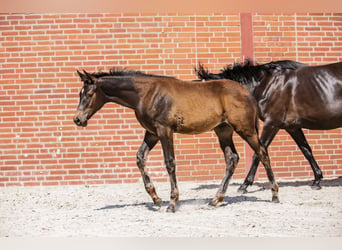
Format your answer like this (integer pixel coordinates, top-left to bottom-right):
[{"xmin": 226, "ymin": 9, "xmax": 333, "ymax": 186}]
[
  {"xmin": 311, "ymin": 183, "xmax": 322, "ymax": 190},
  {"xmin": 237, "ymin": 185, "xmax": 248, "ymax": 194}
]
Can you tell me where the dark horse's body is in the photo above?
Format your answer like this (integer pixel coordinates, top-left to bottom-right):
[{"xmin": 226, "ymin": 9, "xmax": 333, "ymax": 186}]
[
  {"xmin": 73, "ymin": 69, "xmax": 279, "ymax": 212},
  {"xmin": 196, "ymin": 60, "xmax": 342, "ymax": 192}
]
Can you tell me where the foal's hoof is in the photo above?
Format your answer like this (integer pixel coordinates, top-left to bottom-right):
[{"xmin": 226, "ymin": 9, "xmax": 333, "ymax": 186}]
[
  {"xmin": 237, "ymin": 185, "xmax": 248, "ymax": 194},
  {"xmin": 153, "ymin": 198, "xmax": 163, "ymax": 207},
  {"xmin": 209, "ymin": 200, "xmax": 219, "ymax": 207},
  {"xmin": 166, "ymin": 204, "xmax": 176, "ymax": 213},
  {"xmin": 272, "ymin": 196, "xmax": 280, "ymax": 203},
  {"xmin": 209, "ymin": 196, "xmax": 224, "ymax": 207}
]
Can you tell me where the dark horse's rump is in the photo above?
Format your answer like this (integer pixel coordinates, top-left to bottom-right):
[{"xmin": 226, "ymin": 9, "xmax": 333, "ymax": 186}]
[
  {"xmin": 196, "ymin": 59, "xmax": 342, "ymax": 191},
  {"xmin": 73, "ymin": 69, "xmax": 279, "ymax": 212}
]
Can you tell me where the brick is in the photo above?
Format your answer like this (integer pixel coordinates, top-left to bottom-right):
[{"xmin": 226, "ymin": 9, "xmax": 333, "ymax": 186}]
[{"xmin": 0, "ymin": 12, "xmax": 341, "ymax": 187}]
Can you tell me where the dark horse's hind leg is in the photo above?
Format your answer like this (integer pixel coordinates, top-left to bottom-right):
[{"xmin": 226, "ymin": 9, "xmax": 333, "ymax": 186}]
[
  {"xmin": 238, "ymin": 125, "xmax": 323, "ymax": 193},
  {"xmin": 137, "ymin": 131, "xmax": 162, "ymax": 207},
  {"xmin": 210, "ymin": 124, "xmax": 239, "ymax": 206},
  {"xmin": 287, "ymin": 128, "xmax": 323, "ymax": 190},
  {"xmin": 238, "ymin": 124, "xmax": 279, "ymax": 193}
]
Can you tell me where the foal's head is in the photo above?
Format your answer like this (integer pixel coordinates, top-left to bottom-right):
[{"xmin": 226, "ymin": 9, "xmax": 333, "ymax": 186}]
[{"xmin": 73, "ymin": 70, "xmax": 105, "ymax": 127}]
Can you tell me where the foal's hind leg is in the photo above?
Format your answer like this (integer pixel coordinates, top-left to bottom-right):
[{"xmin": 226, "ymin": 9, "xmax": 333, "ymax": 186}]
[
  {"xmin": 157, "ymin": 126, "xmax": 179, "ymax": 212},
  {"xmin": 137, "ymin": 131, "xmax": 162, "ymax": 207},
  {"xmin": 240, "ymin": 132, "xmax": 279, "ymax": 203},
  {"xmin": 238, "ymin": 124, "xmax": 279, "ymax": 193},
  {"xmin": 210, "ymin": 124, "xmax": 239, "ymax": 206}
]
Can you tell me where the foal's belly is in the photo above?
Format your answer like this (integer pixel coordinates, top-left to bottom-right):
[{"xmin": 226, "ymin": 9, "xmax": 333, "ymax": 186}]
[
  {"xmin": 168, "ymin": 100, "xmax": 225, "ymax": 134},
  {"xmin": 172, "ymin": 111, "xmax": 223, "ymax": 134},
  {"xmin": 135, "ymin": 108, "xmax": 224, "ymax": 135}
]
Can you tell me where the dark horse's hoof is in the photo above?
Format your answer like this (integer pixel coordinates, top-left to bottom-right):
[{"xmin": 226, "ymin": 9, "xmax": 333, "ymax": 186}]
[
  {"xmin": 311, "ymin": 180, "xmax": 322, "ymax": 190},
  {"xmin": 311, "ymin": 183, "xmax": 322, "ymax": 190},
  {"xmin": 237, "ymin": 184, "xmax": 248, "ymax": 194}
]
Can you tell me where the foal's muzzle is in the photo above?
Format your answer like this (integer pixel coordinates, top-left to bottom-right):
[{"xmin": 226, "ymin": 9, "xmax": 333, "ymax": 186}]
[{"xmin": 73, "ymin": 115, "xmax": 88, "ymax": 127}]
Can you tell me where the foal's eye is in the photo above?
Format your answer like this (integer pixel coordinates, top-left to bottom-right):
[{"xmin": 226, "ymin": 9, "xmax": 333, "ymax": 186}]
[{"xmin": 88, "ymin": 93, "xmax": 94, "ymax": 98}]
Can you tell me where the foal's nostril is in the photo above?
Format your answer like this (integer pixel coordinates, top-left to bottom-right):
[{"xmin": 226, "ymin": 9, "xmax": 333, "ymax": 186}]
[
  {"xmin": 74, "ymin": 117, "xmax": 81, "ymax": 125},
  {"xmin": 73, "ymin": 116, "xmax": 88, "ymax": 127}
]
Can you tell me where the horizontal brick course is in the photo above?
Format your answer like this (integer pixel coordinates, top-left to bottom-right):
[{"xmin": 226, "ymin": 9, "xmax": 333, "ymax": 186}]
[{"xmin": 0, "ymin": 13, "xmax": 341, "ymax": 187}]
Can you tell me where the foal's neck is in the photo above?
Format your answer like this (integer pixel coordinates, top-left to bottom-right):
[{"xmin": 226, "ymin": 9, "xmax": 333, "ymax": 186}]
[{"xmin": 99, "ymin": 76, "xmax": 140, "ymax": 109}]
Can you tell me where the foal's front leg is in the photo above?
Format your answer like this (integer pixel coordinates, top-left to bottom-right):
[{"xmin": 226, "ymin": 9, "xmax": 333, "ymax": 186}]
[
  {"xmin": 210, "ymin": 146, "xmax": 239, "ymax": 206},
  {"xmin": 210, "ymin": 124, "xmax": 239, "ymax": 206},
  {"xmin": 157, "ymin": 126, "xmax": 179, "ymax": 213},
  {"xmin": 136, "ymin": 131, "xmax": 162, "ymax": 207}
]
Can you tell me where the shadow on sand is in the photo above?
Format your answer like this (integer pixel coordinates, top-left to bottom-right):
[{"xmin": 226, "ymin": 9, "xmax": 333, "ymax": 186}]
[
  {"xmin": 193, "ymin": 176, "xmax": 342, "ymax": 191},
  {"xmin": 95, "ymin": 195, "xmax": 269, "ymax": 212},
  {"xmin": 95, "ymin": 177, "xmax": 341, "ymax": 212}
]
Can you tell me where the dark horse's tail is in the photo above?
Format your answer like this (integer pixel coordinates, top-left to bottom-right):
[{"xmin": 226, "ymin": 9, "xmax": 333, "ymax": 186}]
[{"xmin": 195, "ymin": 63, "xmax": 223, "ymax": 80}]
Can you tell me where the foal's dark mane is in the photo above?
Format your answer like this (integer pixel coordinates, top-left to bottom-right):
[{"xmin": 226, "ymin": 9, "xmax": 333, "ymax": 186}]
[
  {"xmin": 197, "ymin": 59, "xmax": 306, "ymax": 88},
  {"xmin": 90, "ymin": 68, "xmax": 176, "ymax": 79}
]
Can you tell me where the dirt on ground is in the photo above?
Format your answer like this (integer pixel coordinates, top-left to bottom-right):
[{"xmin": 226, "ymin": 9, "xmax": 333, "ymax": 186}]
[{"xmin": 0, "ymin": 177, "xmax": 341, "ymax": 237}]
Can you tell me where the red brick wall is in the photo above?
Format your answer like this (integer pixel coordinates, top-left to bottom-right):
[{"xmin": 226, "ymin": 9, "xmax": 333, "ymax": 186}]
[{"xmin": 0, "ymin": 13, "xmax": 341, "ymax": 187}]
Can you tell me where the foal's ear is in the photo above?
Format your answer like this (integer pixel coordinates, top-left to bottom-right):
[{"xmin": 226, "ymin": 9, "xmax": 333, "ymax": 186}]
[
  {"xmin": 77, "ymin": 69, "xmax": 96, "ymax": 84},
  {"xmin": 77, "ymin": 70, "xmax": 89, "ymax": 82},
  {"xmin": 83, "ymin": 70, "xmax": 96, "ymax": 84}
]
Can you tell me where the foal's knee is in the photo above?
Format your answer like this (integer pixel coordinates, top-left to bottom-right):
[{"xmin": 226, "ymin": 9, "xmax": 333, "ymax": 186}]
[
  {"xmin": 231, "ymin": 153, "xmax": 239, "ymax": 165},
  {"xmin": 165, "ymin": 158, "xmax": 176, "ymax": 174},
  {"xmin": 224, "ymin": 147, "xmax": 239, "ymax": 164},
  {"xmin": 136, "ymin": 151, "xmax": 145, "ymax": 168}
]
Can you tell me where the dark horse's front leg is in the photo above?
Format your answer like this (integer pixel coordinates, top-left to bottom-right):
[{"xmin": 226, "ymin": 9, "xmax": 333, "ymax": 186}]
[
  {"xmin": 238, "ymin": 124, "xmax": 279, "ymax": 193},
  {"xmin": 287, "ymin": 128, "xmax": 323, "ymax": 189},
  {"xmin": 137, "ymin": 131, "xmax": 162, "ymax": 207},
  {"xmin": 157, "ymin": 126, "xmax": 179, "ymax": 213}
]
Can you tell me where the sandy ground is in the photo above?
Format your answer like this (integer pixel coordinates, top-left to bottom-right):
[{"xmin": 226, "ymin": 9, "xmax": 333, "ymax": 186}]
[{"xmin": 0, "ymin": 177, "xmax": 341, "ymax": 237}]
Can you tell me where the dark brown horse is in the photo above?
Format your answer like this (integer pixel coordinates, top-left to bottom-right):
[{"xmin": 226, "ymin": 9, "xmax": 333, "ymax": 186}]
[
  {"xmin": 73, "ymin": 69, "xmax": 279, "ymax": 212},
  {"xmin": 196, "ymin": 59, "xmax": 342, "ymax": 192}
]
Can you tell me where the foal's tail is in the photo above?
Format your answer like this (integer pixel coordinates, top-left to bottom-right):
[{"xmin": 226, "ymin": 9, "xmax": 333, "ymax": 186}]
[
  {"xmin": 252, "ymin": 98, "xmax": 260, "ymax": 137},
  {"xmin": 248, "ymin": 95, "xmax": 260, "ymax": 136}
]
